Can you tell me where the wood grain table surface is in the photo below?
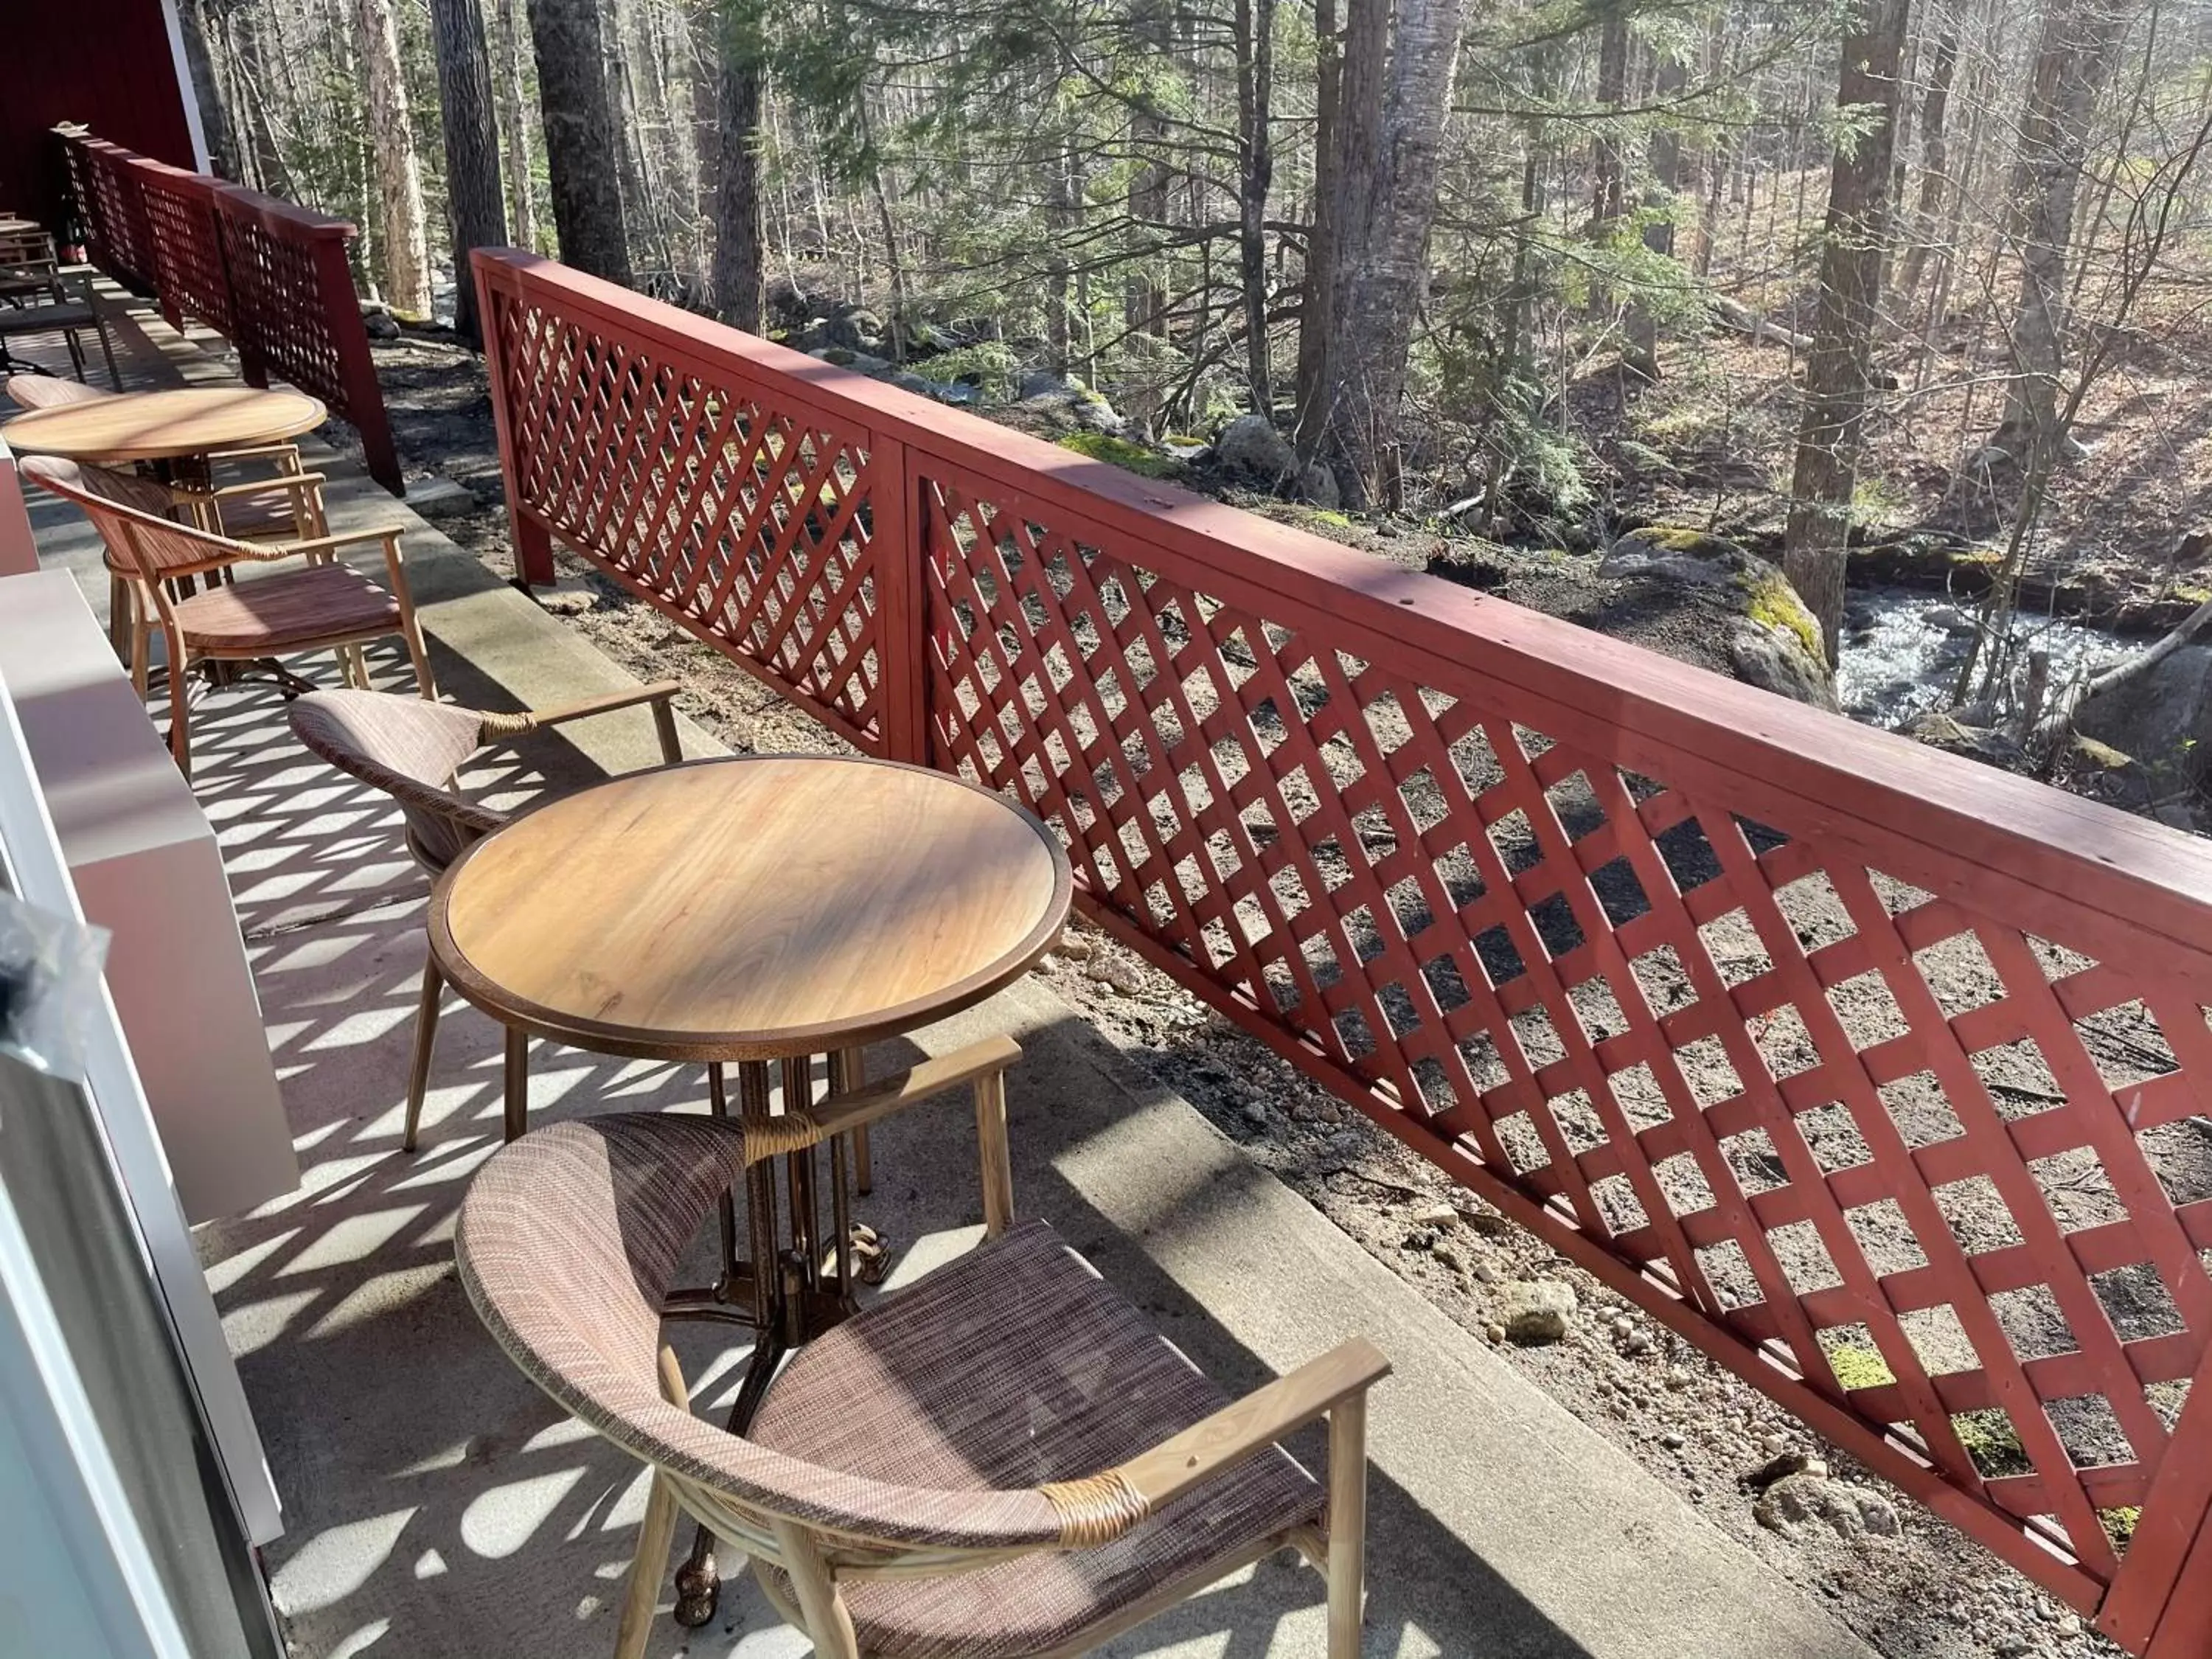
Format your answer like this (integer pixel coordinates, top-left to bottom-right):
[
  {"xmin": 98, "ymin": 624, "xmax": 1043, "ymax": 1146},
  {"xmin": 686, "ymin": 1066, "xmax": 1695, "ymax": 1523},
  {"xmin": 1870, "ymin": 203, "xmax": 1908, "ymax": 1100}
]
[{"xmin": 428, "ymin": 754, "xmax": 1074, "ymax": 1062}]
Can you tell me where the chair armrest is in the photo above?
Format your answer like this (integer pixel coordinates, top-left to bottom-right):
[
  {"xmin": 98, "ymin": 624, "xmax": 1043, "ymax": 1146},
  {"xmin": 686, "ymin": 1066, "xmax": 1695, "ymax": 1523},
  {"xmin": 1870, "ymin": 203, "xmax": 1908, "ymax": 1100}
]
[
  {"xmin": 806, "ymin": 1036, "xmax": 1021, "ymax": 1141},
  {"xmin": 281, "ymin": 525, "xmax": 408, "ymax": 557},
  {"xmin": 524, "ymin": 681, "xmax": 684, "ymax": 764},
  {"xmin": 1096, "ymin": 1338, "xmax": 1390, "ymax": 1512},
  {"xmin": 187, "ymin": 471, "xmax": 329, "ymax": 502},
  {"xmin": 202, "ymin": 441, "xmax": 305, "ymax": 467}
]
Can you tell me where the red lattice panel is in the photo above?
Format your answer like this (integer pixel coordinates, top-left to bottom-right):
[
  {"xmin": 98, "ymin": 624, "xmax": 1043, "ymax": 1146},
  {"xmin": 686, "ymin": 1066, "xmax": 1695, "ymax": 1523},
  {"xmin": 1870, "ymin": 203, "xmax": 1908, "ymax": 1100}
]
[
  {"xmin": 210, "ymin": 185, "xmax": 400, "ymax": 492},
  {"xmin": 483, "ymin": 284, "xmax": 887, "ymax": 751},
  {"xmin": 131, "ymin": 160, "xmax": 234, "ymax": 337},
  {"xmin": 919, "ymin": 465, "xmax": 2212, "ymax": 1602},
  {"xmin": 70, "ymin": 135, "xmax": 158, "ymax": 292}
]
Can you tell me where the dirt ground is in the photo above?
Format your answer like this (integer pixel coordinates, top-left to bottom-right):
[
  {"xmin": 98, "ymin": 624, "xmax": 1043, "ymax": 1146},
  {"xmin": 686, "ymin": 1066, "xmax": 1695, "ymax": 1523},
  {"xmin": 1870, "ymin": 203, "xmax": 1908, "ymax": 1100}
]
[{"xmin": 367, "ymin": 327, "xmax": 2212, "ymax": 1659}]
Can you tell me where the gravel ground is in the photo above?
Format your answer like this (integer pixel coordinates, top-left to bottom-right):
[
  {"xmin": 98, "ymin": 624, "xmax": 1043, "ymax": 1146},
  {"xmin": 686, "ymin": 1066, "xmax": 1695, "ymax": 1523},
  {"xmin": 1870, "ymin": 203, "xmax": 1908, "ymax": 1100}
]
[{"xmin": 376, "ymin": 330, "xmax": 2206, "ymax": 1659}]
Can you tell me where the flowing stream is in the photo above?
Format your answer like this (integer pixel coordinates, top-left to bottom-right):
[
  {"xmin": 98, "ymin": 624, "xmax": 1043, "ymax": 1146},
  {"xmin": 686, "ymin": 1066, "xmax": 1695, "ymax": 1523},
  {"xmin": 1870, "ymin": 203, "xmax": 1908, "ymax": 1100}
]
[{"xmin": 1834, "ymin": 588, "xmax": 2132, "ymax": 729}]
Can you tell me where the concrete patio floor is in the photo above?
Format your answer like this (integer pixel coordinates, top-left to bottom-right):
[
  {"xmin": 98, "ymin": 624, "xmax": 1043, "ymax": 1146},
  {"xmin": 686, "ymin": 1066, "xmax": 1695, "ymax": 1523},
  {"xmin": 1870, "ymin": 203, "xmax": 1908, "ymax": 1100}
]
[{"xmin": 7, "ymin": 296, "xmax": 1879, "ymax": 1659}]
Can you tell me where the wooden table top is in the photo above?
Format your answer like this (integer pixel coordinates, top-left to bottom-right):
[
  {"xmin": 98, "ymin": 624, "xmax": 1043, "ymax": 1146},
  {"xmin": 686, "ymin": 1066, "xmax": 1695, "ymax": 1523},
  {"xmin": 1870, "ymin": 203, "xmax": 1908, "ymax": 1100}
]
[
  {"xmin": 1, "ymin": 386, "xmax": 326, "ymax": 462},
  {"xmin": 428, "ymin": 755, "xmax": 1073, "ymax": 1060}
]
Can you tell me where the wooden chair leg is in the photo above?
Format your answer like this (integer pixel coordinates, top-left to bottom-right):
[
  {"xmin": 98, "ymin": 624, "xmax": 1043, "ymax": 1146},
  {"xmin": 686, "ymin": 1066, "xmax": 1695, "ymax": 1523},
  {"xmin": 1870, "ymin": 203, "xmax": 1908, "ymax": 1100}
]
[
  {"xmin": 975, "ymin": 1071, "xmax": 1012, "ymax": 1239},
  {"xmin": 502, "ymin": 1025, "xmax": 528, "ymax": 1142},
  {"xmin": 1326, "ymin": 1394, "xmax": 1369, "ymax": 1659},
  {"xmin": 613, "ymin": 1348, "xmax": 692, "ymax": 1659},
  {"xmin": 341, "ymin": 641, "xmax": 369, "ymax": 689},
  {"xmin": 105, "ymin": 570, "xmax": 129, "ymax": 661},
  {"xmin": 167, "ymin": 652, "xmax": 192, "ymax": 782},
  {"xmin": 399, "ymin": 618, "xmax": 436, "ymax": 700},
  {"xmin": 855, "ymin": 1122, "xmax": 874, "ymax": 1196},
  {"xmin": 770, "ymin": 1518, "xmax": 861, "ymax": 1659},
  {"xmin": 403, "ymin": 956, "xmax": 442, "ymax": 1152}
]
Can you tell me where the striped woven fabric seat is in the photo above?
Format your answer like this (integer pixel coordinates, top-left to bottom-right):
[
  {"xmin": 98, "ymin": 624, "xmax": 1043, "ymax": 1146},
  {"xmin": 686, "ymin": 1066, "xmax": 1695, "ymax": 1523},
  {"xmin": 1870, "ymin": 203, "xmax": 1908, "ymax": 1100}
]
[
  {"xmin": 748, "ymin": 1219, "xmax": 1324, "ymax": 1659},
  {"xmin": 456, "ymin": 1086, "xmax": 1387, "ymax": 1659}
]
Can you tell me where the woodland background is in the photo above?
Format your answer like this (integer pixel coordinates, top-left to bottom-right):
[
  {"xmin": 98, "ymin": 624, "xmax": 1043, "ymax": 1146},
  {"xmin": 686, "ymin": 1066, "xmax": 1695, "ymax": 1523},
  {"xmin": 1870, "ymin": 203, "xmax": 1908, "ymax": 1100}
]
[{"xmin": 170, "ymin": 0, "xmax": 2212, "ymax": 774}]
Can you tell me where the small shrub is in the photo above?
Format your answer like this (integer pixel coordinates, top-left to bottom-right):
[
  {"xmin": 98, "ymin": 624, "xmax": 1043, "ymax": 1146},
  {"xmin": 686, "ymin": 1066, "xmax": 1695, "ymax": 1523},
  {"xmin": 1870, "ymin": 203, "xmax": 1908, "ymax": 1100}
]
[{"xmin": 1952, "ymin": 1409, "xmax": 2031, "ymax": 1478}]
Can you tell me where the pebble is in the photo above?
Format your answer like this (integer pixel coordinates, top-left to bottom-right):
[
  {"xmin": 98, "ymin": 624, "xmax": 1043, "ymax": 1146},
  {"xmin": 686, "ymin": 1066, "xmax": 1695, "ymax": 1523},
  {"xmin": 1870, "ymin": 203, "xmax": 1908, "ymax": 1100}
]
[
  {"xmin": 1484, "ymin": 1322, "xmax": 1507, "ymax": 1343},
  {"xmin": 1431, "ymin": 1239, "xmax": 1464, "ymax": 1272},
  {"xmin": 1470, "ymin": 1259, "xmax": 1498, "ymax": 1284},
  {"xmin": 1660, "ymin": 1431, "xmax": 1686, "ymax": 1450},
  {"xmin": 1085, "ymin": 959, "xmax": 1146, "ymax": 995},
  {"xmin": 1054, "ymin": 929, "xmax": 1096, "ymax": 960},
  {"xmin": 1408, "ymin": 1201, "xmax": 1461, "ymax": 1228},
  {"xmin": 1663, "ymin": 1366, "xmax": 1691, "ymax": 1391},
  {"xmin": 1498, "ymin": 1279, "xmax": 1577, "ymax": 1346}
]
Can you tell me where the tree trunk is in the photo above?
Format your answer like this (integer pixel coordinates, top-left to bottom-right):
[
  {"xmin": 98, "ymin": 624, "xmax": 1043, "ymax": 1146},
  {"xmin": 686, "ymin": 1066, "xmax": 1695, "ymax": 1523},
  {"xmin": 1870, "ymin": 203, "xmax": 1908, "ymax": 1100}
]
[
  {"xmin": 1046, "ymin": 142, "xmax": 1077, "ymax": 378},
  {"xmin": 1235, "ymin": 0, "xmax": 1276, "ymax": 410},
  {"xmin": 707, "ymin": 0, "xmax": 766, "ymax": 331},
  {"xmin": 1292, "ymin": 0, "xmax": 1340, "ymax": 447},
  {"xmin": 228, "ymin": 9, "xmax": 294, "ymax": 195},
  {"xmin": 1897, "ymin": 26, "xmax": 1958, "ymax": 303},
  {"xmin": 1782, "ymin": 0, "xmax": 1912, "ymax": 664},
  {"xmin": 354, "ymin": 0, "xmax": 433, "ymax": 317},
  {"xmin": 526, "ymin": 0, "xmax": 633, "ymax": 284},
  {"xmin": 1316, "ymin": 0, "xmax": 1467, "ymax": 507},
  {"xmin": 429, "ymin": 0, "xmax": 509, "ymax": 345},
  {"xmin": 1590, "ymin": 7, "xmax": 1630, "ymax": 231},
  {"xmin": 1625, "ymin": 49, "xmax": 1686, "ymax": 381},
  {"xmin": 1124, "ymin": 0, "xmax": 1172, "ymax": 335},
  {"xmin": 495, "ymin": 0, "xmax": 540, "ymax": 253},
  {"xmin": 175, "ymin": 0, "xmax": 238, "ymax": 178},
  {"xmin": 1989, "ymin": 0, "xmax": 2131, "ymax": 465}
]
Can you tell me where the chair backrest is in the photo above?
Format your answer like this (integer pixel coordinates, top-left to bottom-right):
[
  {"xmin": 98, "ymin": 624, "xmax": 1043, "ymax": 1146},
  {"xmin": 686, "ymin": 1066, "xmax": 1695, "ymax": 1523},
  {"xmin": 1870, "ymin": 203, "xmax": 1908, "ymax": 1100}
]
[
  {"xmin": 0, "ymin": 225, "xmax": 55, "ymax": 269},
  {"xmin": 18, "ymin": 454, "xmax": 239, "ymax": 585},
  {"xmin": 454, "ymin": 1114, "xmax": 1068, "ymax": 1557},
  {"xmin": 288, "ymin": 689, "xmax": 512, "ymax": 870},
  {"xmin": 2, "ymin": 374, "xmax": 110, "ymax": 411}
]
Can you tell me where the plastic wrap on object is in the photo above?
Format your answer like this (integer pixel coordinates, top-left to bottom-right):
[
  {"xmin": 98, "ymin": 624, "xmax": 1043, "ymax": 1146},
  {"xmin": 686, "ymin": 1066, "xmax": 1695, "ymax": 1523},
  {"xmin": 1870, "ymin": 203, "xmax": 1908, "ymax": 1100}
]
[{"xmin": 0, "ymin": 889, "xmax": 108, "ymax": 1083}]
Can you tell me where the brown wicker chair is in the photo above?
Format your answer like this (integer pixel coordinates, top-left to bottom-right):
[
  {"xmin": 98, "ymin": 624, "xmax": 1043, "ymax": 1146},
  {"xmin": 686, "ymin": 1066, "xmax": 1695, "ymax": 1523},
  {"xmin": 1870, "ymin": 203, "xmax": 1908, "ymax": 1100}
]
[
  {"xmin": 5, "ymin": 375, "xmax": 327, "ymax": 678},
  {"xmin": 456, "ymin": 1038, "xmax": 1388, "ymax": 1659},
  {"xmin": 288, "ymin": 684, "xmax": 684, "ymax": 1150},
  {"xmin": 21, "ymin": 454, "xmax": 435, "ymax": 779}
]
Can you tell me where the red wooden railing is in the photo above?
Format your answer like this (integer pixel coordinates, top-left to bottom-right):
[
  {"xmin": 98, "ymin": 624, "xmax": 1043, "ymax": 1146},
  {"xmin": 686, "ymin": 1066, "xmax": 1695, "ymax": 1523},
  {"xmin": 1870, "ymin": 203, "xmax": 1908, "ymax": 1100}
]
[
  {"xmin": 51, "ymin": 128, "xmax": 403, "ymax": 495},
  {"xmin": 471, "ymin": 248, "xmax": 2212, "ymax": 1653}
]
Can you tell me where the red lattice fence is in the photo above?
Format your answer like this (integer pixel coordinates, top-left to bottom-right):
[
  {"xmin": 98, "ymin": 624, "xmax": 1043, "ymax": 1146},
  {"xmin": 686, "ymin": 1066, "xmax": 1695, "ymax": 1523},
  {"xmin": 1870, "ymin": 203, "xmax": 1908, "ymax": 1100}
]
[
  {"xmin": 473, "ymin": 248, "xmax": 2212, "ymax": 1655},
  {"xmin": 52, "ymin": 128, "xmax": 403, "ymax": 495}
]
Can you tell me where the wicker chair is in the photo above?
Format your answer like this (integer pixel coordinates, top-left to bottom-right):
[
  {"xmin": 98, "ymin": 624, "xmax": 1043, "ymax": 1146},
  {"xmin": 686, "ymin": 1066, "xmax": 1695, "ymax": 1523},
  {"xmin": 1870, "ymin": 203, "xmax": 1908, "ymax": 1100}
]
[
  {"xmin": 21, "ymin": 455, "xmax": 435, "ymax": 779},
  {"xmin": 4, "ymin": 375, "xmax": 326, "ymax": 678},
  {"xmin": 456, "ymin": 1037, "xmax": 1388, "ymax": 1659},
  {"xmin": 288, "ymin": 684, "xmax": 683, "ymax": 1150}
]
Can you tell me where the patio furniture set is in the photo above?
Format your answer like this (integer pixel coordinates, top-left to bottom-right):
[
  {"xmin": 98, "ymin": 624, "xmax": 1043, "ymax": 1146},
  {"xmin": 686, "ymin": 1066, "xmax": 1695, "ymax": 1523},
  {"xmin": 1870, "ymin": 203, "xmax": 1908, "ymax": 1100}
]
[{"xmin": 11, "ymin": 376, "xmax": 1394, "ymax": 1658}]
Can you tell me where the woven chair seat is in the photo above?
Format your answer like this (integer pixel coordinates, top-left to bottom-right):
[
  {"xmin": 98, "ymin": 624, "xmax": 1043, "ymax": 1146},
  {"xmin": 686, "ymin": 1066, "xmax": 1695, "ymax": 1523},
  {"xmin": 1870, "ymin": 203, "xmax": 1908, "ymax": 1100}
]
[
  {"xmin": 748, "ymin": 1219, "xmax": 1324, "ymax": 1659},
  {"xmin": 172, "ymin": 563, "xmax": 400, "ymax": 651}
]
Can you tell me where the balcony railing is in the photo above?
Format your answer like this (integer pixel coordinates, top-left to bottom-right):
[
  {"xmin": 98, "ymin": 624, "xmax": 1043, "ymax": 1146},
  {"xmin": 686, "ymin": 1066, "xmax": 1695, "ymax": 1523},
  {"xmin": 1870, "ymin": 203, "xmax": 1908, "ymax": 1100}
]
[
  {"xmin": 52, "ymin": 128, "xmax": 402, "ymax": 495},
  {"xmin": 472, "ymin": 245, "xmax": 2212, "ymax": 1655}
]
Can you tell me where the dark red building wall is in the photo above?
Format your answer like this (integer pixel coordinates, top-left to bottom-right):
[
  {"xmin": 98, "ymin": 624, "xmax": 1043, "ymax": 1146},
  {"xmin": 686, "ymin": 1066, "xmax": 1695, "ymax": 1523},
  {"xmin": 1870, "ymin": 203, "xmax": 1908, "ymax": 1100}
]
[{"xmin": 0, "ymin": 0, "xmax": 199, "ymax": 223}]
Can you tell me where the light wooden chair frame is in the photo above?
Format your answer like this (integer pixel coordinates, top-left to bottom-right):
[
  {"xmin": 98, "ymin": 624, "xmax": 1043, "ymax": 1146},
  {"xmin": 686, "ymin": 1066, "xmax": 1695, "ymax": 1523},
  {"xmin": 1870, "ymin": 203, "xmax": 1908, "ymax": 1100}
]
[
  {"xmin": 23, "ymin": 459, "xmax": 435, "ymax": 779},
  {"xmin": 459, "ymin": 1037, "xmax": 1388, "ymax": 1659},
  {"xmin": 286, "ymin": 683, "xmax": 686, "ymax": 1150}
]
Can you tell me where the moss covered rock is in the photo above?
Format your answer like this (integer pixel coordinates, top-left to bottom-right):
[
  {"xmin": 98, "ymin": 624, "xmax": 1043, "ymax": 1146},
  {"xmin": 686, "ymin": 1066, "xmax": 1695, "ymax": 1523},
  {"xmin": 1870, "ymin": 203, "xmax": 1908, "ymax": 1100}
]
[
  {"xmin": 1601, "ymin": 526, "xmax": 1840, "ymax": 711},
  {"xmin": 1054, "ymin": 431, "xmax": 1186, "ymax": 481}
]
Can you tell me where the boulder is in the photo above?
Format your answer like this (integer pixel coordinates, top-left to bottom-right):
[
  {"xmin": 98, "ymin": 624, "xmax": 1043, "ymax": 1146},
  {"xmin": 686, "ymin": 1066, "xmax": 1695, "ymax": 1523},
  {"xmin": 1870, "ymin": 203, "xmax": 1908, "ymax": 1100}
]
[
  {"xmin": 823, "ymin": 307, "xmax": 884, "ymax": 352},
  {"xmin": 1600, "ymin": 527, "xmax": 1840, "ymax": 711},
  {"xmin": 1214, "ymin": 413, "xmax": 1301, "ymax": 490},
  {"xmin": 2074, "ymin": 642, "xmax": 2212, "ymax": 793},
  {"xmin": 1906, "ymin": 712, "xmax": 2031, "ymax": 772},
  {"xmin": 1296, "ymin": 461, "xmax": 1340, "ymax": 510}
]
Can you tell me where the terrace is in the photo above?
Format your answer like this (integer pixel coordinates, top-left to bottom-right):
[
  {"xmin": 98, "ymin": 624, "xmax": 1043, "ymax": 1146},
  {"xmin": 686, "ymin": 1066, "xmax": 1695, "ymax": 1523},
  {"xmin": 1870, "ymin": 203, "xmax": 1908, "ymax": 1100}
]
[{"xmin": 2, "ymin": 140, "xmax": 2211, "ymax": 1659}]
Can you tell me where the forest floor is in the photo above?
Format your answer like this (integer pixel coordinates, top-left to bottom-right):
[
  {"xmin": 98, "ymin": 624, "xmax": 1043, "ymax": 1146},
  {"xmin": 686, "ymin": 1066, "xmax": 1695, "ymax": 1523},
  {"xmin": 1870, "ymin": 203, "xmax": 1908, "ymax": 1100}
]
[
  {"xmin": 1561, "ymin": 262, "xmax": 2212, "ymax": 636},
  {"xmin": 364, "ymin": 326, "xmax": 2211, "ymax": 1659}
]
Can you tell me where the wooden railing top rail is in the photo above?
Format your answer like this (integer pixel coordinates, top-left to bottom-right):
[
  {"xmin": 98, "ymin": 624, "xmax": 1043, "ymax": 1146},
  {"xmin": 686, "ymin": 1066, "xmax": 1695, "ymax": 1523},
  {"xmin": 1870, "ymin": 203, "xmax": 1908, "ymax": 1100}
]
[
  {"xmin": 209, "ymin": 184, "xmax": 356, "ymax": 243},
  {"xmin": 477, "ymin": 249, "xmax": 2212, "ymax": 987}
]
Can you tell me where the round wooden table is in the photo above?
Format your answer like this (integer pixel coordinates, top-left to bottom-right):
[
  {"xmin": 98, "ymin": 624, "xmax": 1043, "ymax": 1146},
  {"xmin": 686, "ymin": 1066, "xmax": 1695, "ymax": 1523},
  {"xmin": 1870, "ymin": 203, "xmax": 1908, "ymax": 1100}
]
[
  {"xmin": 1, "ymin": 385, "xmax": 326, "ymax": 463},
  {"xmin": 430, "ymin": 752, "xmax": 1071, "ymax": 1625}
]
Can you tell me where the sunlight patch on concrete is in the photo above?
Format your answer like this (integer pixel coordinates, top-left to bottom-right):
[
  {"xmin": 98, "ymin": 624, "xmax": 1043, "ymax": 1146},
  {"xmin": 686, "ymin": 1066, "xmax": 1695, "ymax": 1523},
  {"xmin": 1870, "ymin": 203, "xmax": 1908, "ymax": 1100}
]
[
  {"xmin": 271, "ymin": 1509, "xmax": 416, "ymax": 1614},
  {"xmin": 460, "ymin": 1467, "xmax": 588, "ymax": 1559}
]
